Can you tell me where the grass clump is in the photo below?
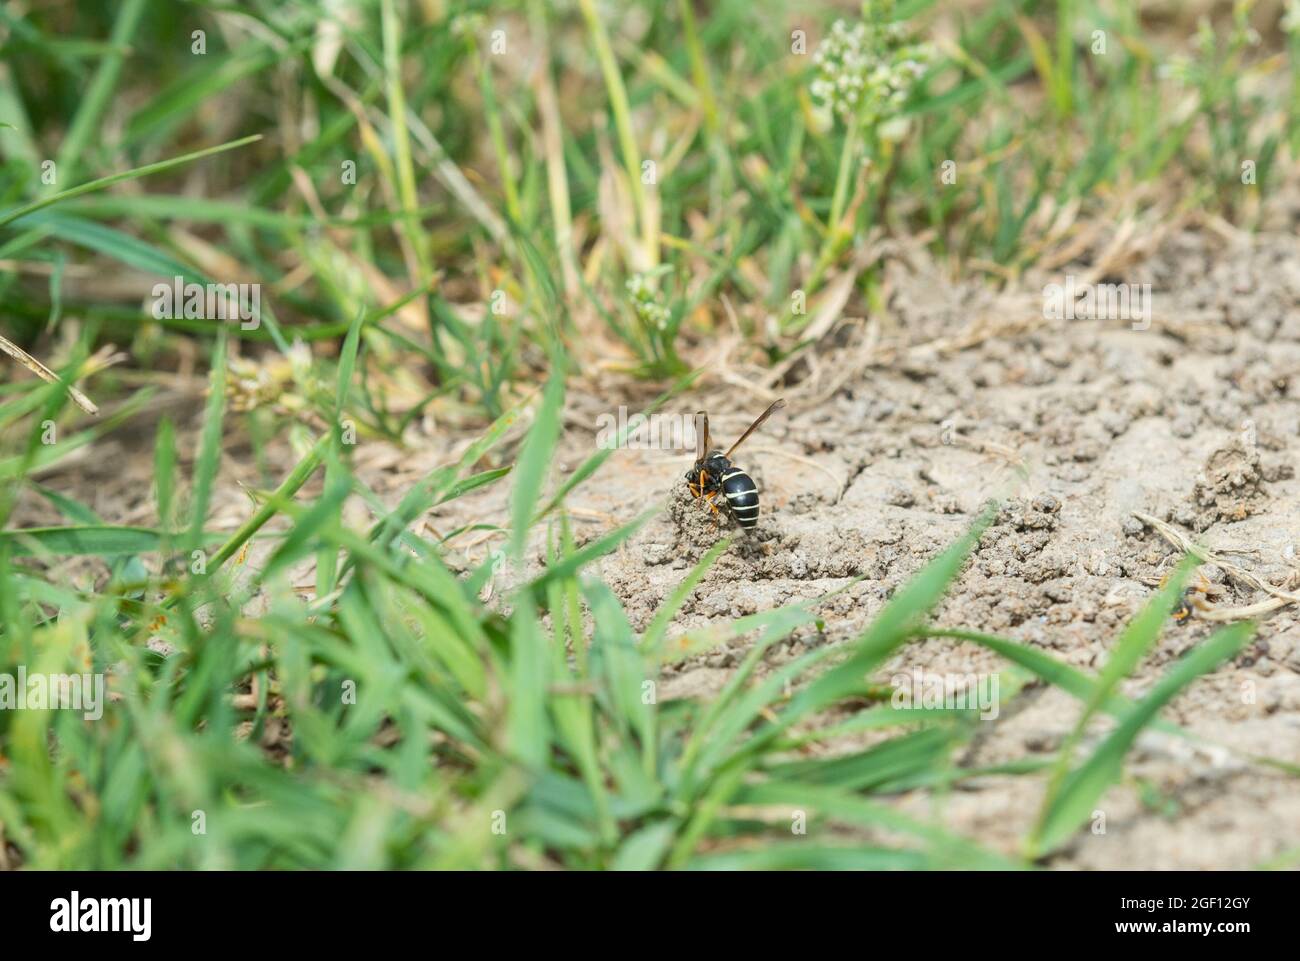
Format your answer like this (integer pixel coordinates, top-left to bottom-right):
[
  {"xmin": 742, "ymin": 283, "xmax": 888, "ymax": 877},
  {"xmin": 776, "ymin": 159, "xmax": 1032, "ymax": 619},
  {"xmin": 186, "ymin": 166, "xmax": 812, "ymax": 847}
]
[
  {"xmin": 0, "ymin": 368, "xmax": 1262, "ymax": 868},
  {"xmin": 0, "ymin": 0, "xmax": 1296, "ymax": 871}
]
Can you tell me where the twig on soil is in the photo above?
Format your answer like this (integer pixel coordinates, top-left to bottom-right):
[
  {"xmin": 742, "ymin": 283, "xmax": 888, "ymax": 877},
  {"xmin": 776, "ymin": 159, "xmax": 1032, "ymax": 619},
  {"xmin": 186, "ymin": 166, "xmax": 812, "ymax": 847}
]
[
  {"xmin": 805, "ymin": 318, "xmax": 880, "ymax": 407},
  {"xmin": 0, "ymin": 334, "xmax": 99, "ymax": 415},
  {"xmin": 1134, "ymin": 511, "xmax": 1300, "ymax": 622},
  {"xmin": 748, "ymin": 444, "xmax": 846, "ymax": 503},
  {"xmin": 565, "ymin": 506, "xmax": 619, "ymax": 524},
  {"xmin": 951, "ymin": 434, "xmax": 1027, "ymax": 473},
  {"xmin": 760, "ymin": 240, "xmax": 884, "ymax": 390},
  {"xmin": 717, "ymin": 367, "xmax": 783, "ymax": 403}
]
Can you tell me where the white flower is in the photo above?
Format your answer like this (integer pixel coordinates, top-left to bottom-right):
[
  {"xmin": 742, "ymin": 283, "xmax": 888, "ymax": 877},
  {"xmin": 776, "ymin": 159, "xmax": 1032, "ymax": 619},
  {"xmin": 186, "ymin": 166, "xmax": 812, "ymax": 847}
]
[
  {"xmin": 808, "ymin": 9, "xmax": 934, "ymax": 130},
  {"xmin": 627, "ymin": 274, "xmax": 671, "ymax": 332},
  {"xmin": 1157, "ymin": 54, "xmax": 1194, "ymax": 84},
  {"xmin": 1283, "ymin": 1, "xmax": 1300, "ymax": 35}
]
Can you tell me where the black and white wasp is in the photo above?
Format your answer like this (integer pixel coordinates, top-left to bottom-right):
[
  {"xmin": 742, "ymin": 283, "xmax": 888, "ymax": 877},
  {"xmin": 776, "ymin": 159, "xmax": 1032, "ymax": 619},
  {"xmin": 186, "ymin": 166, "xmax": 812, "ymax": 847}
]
[{"xmin": 685, "ymin": 399, "xmax": 786, "ymax": 530}]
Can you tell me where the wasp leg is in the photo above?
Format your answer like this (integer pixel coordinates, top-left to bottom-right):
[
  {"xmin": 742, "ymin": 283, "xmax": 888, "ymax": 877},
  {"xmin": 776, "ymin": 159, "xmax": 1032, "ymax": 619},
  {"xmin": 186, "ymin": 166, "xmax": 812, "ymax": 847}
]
[{"xmin": 697, "ymin": 470, "xmax": 727, "ymax": 517}]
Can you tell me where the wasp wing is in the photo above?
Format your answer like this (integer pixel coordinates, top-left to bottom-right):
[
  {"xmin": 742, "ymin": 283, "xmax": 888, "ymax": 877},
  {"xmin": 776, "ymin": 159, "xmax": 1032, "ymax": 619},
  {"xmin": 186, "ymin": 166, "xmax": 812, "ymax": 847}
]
[
  {"xmin": 695, "ymin": 410, "xmax": 710, "ymax": 460},
  {"xmin": 724, "ymin": 399, "xmax": 786, "ymax": 460}
]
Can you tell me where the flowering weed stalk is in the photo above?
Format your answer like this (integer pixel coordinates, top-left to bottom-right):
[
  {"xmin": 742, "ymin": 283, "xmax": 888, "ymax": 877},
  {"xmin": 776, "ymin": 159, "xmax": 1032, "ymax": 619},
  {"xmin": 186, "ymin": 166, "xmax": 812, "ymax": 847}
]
[
  {"xmin": 619, "ymin": 269, "xmax": 685, "ymax": 377},
  {"xmin": 804, "ymin": 2, "xmax": 934, "ymax": 315}
]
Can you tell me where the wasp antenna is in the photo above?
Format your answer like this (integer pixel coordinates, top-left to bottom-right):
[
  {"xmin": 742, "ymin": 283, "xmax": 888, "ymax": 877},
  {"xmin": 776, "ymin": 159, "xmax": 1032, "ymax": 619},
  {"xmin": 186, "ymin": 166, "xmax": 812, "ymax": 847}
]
[{"xmin": 725, "ymin": 398, "xmax": 786, "ymax": 460}]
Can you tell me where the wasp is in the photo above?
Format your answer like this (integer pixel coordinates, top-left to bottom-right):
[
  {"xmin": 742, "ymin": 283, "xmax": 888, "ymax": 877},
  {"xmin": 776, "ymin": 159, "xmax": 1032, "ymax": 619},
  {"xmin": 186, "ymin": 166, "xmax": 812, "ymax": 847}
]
[
  {"xmin": 685, "ymin": 399, "xmax": 786, "ymax": 530},
  {"xmin": 1151, "ymin": 570, "xmax": 1224, "ymax": 621}
]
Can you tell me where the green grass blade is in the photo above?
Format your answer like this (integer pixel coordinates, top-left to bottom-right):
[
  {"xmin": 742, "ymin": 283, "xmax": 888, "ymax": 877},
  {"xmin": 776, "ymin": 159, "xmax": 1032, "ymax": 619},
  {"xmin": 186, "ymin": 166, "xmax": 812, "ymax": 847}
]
[
  {"xmin": 769, "ymin": 508, "xmax": 994, "ymax": 735},
  {"xmin": 0, "ymin": 525, "xmax": 221, "ymax": 557},
  {"xmin": 639, "ymin": 537, "xmax": 731, "ymax": 657},
  {"xmin": 186, "ymin": 330, "xmax": 227, "ymax": 555},
  {"xmin": 0, "ymin": 135, "xmax": 262, "ymax": 228},
  {"xmin": 23, "ymin": 211, "xmax": 208, "ymax": 282},
  {"xmin": 54, "ymin": 0, "xmax": 148, "ymax": 181},
  {"xmin": 532, "ymin": 368, "xmax": 700, "ymax": 523},
  {"xmin": 521, "ymin": 509, "xmax": 656, "ymax": 605},
  {"xmin": 508, "ymin": 594, "xmax": 551, "ymax": 771},
  {"xmin": 1030, "ymin": 621, "xmax": 1253, "ymax": 858},
  {"xmin": 509, "ymin": 368, "xmax": 565, "ymax": 559}
]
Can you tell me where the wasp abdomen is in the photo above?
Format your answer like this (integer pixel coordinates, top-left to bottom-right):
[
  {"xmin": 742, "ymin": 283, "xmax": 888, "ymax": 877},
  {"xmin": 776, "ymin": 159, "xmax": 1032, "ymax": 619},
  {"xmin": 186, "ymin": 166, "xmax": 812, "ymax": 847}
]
[{"xmin": 720, "ymin": 468, "xmax": 759, "ymax": 528}]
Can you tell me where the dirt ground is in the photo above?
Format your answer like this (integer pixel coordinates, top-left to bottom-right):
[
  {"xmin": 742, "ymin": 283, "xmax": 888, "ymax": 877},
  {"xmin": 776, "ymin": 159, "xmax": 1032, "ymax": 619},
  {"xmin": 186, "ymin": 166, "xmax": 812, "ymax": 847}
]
[
  {"xmin": 22, "ymin": 202, "xmax": 1300, "ymax": 869},
  {"xmin": 535, "ymin": 209, "xmax": 1300, "ymax": 869}
]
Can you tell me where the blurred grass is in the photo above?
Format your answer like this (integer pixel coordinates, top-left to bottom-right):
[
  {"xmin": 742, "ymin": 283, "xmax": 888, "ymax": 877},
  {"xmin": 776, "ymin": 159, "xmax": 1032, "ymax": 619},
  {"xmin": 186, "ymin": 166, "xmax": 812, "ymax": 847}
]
[
  {"xmin": 0, "ymin": 0, "xmax": 1296, "ymax": 869},
  {"xmin": 1, "ymin": 1, "xmax": 1294, "ymax": 376}
]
